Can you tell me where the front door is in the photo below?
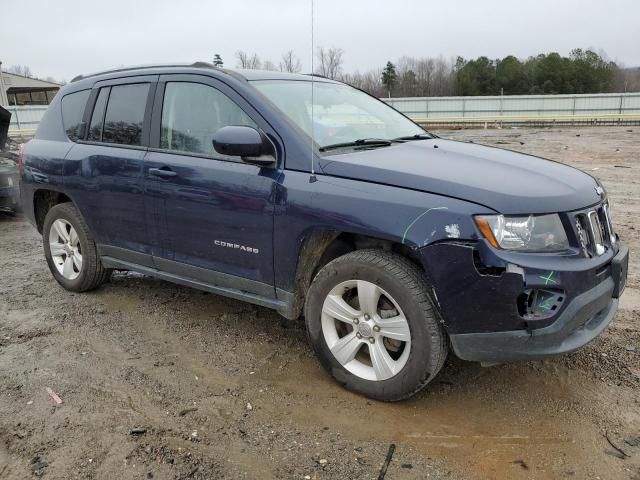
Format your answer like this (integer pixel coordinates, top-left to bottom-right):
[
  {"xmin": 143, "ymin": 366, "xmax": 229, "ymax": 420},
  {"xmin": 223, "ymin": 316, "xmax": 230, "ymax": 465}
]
[{"xmin": 143, "ymin": 75, "xmax": 279, "ymax": 297}]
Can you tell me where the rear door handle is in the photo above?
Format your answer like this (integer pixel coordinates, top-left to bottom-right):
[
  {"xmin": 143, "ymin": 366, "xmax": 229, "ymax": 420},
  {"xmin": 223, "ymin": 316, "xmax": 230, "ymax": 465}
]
[{"xmin": 148, "ymin": 167, "xmax": 177, "ymax": 178}]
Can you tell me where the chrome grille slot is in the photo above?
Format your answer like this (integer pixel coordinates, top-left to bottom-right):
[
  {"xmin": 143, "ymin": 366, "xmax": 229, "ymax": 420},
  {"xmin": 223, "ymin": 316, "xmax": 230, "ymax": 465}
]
[
  {"xmin": 602, "ymin": 203, "xmax": 616, "ymax": 245},
  {"xmin": 588, "ymin": 210, "xmax": 605, "ymax": 256},
  {"xmin": 575, "ymin": 214, "xmax": 591, "ymax": 256}
]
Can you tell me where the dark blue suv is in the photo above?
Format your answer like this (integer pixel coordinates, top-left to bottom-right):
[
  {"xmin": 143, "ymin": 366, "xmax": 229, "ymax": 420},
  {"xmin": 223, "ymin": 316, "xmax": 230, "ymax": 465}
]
[{"xmin": 19, "ymin": 63, "xmax": 629, "ymax": 400}]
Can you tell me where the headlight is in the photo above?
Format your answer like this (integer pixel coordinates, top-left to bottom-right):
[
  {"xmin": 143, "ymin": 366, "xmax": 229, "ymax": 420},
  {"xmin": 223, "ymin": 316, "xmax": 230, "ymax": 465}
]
[{"xmin": 475, "ymin": 214, "xmax": 569, "ymax": 251}]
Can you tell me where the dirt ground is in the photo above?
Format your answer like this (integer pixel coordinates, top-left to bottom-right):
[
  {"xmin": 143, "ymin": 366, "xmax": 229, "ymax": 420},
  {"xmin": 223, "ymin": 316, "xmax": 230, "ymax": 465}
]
[{"xmin": 0, "ymin": 126, "xmax": 639, "ymax": 480}]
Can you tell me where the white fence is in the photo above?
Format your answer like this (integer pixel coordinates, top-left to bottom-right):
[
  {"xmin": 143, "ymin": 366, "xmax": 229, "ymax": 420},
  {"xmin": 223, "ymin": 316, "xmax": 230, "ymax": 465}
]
[
  {"xmin": 6, "ymin": 93, "xmax": 640, "ymax": 135},
  {"xmin": 6, "ymin": 105, "xmax": 48, "ymax": 135},
  {"xmin": 383, "ymin": 92, "xmax": 640, "ymax": 125}
]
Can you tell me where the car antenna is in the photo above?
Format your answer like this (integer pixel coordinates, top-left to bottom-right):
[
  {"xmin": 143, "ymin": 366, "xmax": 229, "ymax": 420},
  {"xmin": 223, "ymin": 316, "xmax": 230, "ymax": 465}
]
[{"xmin": 309, "ymin": 0, "xmax": 317, "ymax": 183}]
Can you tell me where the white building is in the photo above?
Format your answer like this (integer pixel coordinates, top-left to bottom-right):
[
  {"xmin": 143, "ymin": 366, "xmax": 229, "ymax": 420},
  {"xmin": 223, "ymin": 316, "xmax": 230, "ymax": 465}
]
[{"xmin": 0, "ymin": 69, "xmax": 60, "ymax": 107}]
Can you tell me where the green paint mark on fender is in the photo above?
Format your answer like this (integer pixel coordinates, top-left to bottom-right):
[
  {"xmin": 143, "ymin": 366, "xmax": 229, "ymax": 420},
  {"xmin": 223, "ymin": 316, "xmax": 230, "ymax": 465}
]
[{"xmin": 402, "ymin": 207, "xmax": 449, "ymax": 244}]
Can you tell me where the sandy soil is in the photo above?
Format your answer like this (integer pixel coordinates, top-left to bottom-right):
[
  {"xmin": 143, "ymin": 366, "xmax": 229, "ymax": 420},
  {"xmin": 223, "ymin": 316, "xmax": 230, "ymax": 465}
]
[{"xmin": 0, "ymin": 127, "xmax": 639, "ymax": 480}]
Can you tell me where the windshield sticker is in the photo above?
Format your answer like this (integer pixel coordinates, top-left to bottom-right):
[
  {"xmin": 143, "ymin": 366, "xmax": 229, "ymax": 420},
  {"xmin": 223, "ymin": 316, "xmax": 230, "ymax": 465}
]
[{"xmin": 401, "ymin": 206, "xmax": 449, "ymax": 244}]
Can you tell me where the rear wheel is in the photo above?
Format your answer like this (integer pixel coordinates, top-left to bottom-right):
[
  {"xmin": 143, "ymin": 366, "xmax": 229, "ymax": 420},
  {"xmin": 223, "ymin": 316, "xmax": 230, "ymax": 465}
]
[
  {"xmin": 43, "ymin": 203, "xmax": 111, "ymax": 292},
  {"xmin": 305, "ymin": 249, "xmax": 447, "ymax": 401}
]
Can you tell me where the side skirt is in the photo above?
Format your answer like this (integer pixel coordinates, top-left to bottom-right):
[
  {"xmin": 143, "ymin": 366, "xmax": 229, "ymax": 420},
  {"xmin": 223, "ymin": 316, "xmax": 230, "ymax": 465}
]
[{"xmin": 101, "ymin": 256, "xmax": 296, "ymax": 318}]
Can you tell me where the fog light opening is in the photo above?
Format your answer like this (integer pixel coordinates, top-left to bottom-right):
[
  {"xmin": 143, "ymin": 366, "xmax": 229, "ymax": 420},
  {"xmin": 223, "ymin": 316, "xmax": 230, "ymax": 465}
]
[{"xmin": 517, "ymin": 288, "xmax": 565, "ymax": 319}]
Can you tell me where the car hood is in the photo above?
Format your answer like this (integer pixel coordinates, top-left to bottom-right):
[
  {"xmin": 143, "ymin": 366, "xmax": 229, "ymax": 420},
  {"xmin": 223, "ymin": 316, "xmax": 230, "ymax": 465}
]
[{"xmin": 318, "ymin": 139, "xmax": 601, "ymax": 214}]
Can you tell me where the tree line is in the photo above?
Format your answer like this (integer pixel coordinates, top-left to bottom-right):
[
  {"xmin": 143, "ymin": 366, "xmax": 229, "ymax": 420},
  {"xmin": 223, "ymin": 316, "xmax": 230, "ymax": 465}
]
[
  {"xmin": 454, "ymin": 49, "xmax": 628, "ymax": 96},
  {"xmin": 7, "ymin": 49, "xmax": 639, "ymax": 98},
  {"xmin": 215, "ymin": 48, "xmax": 640, "ymax": 98}
]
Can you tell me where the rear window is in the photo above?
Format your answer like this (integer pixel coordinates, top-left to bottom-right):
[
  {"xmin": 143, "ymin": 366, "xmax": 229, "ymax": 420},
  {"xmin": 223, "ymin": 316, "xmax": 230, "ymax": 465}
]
[
  {"xmin": 101, "ymin": 83, "xmax": 149, "ymax": 146},
  {"xmin": 61, "ymin": 90, "xmax": 90, "ymax": 141}
]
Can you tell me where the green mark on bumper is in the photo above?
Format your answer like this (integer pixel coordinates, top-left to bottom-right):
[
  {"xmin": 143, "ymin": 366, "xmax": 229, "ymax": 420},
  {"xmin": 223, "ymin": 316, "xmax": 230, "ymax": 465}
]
[{"xmin": 539, "ymin": 271, "xmax": 558, "ymax": 285}]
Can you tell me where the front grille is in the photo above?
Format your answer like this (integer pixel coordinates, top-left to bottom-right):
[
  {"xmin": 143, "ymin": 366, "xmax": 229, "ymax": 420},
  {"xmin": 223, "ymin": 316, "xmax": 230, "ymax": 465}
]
[{"xmin": 573, "ymin": 203, "xmax": 615, "ymax": 257}]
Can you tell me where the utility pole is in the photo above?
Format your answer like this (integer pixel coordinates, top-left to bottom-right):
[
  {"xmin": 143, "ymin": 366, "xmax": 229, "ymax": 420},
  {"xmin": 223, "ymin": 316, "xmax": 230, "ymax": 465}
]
[{"xmin": 0, "ymin": 61, "xmax": 8, "ymax": 106}]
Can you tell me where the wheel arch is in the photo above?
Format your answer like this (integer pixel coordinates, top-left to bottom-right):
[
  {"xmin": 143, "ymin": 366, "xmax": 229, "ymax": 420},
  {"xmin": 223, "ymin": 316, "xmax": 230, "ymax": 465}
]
[
  {"xmin": 33, "ymin": 189, "xmax": 74, "ymax": 234},
  {"xmin": 286, "ymin": 229, "xmax": 427, "ymax": 320}
]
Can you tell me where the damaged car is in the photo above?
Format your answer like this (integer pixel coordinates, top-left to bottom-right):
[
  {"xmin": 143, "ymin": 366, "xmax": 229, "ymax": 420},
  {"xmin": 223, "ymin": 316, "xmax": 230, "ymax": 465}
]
[
  {"xmin": 0, "ymin": 107, "xmax": 20, "ymax": 214},
  {"xmin": 0, "ymin": 157, "xmax": 19, "ymax": 214},
  {"xmin": 19, "ymin": 64, "xmax": 628, "ymax": 400}
]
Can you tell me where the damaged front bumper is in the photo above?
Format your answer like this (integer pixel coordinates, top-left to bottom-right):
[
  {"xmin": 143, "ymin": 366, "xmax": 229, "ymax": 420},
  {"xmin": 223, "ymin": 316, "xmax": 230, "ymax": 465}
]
[{"xmin": 420, "ymin": 239, "xmax": 628, "ymax": 363}]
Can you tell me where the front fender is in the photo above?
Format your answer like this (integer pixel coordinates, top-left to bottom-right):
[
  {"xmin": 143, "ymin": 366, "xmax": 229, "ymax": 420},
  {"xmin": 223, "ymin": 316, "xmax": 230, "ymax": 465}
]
[{"xmin": 275, "ymin": 170, "xmax": 494, "ymax": 292}]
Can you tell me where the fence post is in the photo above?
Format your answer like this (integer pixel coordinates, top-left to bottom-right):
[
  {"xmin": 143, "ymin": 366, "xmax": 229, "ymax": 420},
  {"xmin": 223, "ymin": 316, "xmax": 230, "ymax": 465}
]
[
  {"xmin": 618, "ymin": 94, "xmax": 624, "ymax": 126},
  {"xmin": 619, "ymin": 94, "xmax": 623, "ymax": 114}
]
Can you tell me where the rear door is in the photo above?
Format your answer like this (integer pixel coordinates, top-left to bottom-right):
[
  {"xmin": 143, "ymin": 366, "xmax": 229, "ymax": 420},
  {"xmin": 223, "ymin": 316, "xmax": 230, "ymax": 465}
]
[
  {"xmin": 64, "ymin": 76, "xmax": 157, "ymax": 266},
  {"xmin": 143, "ymin": 74, "xmax": 280, "ymax": 297}
]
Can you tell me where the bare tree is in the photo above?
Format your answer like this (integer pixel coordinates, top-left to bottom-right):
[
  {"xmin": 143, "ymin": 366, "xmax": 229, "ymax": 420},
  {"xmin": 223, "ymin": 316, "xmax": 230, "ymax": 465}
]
[
  {"xmin": 235, "ymin": 51, "xmax": 261, "ymax": 69},
  {"xmin": 342, "ymin": 69, "xmax": 384, "ymax": 97},
  {"xmin": 279, "ymin": 50, "xmax": 302, "ymax": 73},
  {"xmin": 613, "ymin": 64, "xmax": 640, "ymax": 93},
  {"xmin": 8, "ymin": 64, "xmax": 33, "ymax": 78},
  {"xmin": 316, "ymin": 47, "xmax": 343, "ymax": 79},
  {"xmin": 262, "ymin": 60, "xmax": 277, "ymax": 71},
  {"xmin": 394, "ymin": 55, "xmax": 455, "ymax": 97}
]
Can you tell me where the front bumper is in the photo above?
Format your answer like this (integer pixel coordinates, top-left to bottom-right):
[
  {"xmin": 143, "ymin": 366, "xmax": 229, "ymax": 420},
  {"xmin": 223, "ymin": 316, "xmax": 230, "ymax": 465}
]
[
  {"xmin": 421, "ymin": 240, "xmax": 628, "ymax": 363},
  {"xmin": 449, "ymin": 277, "xmax": 617, "ymax": 362}
]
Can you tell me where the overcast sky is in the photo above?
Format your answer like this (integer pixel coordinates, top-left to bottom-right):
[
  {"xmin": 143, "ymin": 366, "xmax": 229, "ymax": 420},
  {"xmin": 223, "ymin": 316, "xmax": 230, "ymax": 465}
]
[{"xmin": 2, "ymin": 0, "xmax": 638, "ymax": 82}]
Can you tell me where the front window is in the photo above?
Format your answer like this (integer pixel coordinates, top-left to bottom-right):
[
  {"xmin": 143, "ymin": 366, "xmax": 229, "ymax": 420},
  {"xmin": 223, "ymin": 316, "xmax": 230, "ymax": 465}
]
[
  {"xmin": 160, "ymin": 82, "xmax": 256, "ymax": 156},
  {"xmin": 251, "ymin": 80, "xmax": 426, "ymax": 152}
]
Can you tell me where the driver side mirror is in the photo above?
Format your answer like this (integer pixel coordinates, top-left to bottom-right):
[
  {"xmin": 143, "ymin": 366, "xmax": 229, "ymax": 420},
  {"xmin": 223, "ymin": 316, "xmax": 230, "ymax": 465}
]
[{"xmin": 212, "ymin": 126, "xmax": 275, "ymax": 166}]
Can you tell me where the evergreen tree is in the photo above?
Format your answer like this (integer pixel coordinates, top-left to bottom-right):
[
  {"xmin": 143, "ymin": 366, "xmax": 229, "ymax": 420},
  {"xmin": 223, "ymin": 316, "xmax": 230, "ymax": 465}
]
[{"xmin": 381, "ymin": 61, "xmax": 397, "ymax": 97}]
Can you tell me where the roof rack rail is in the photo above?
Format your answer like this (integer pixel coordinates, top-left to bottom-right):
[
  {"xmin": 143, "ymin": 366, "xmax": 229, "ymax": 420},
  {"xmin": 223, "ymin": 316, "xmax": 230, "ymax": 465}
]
[{"xmin": 70, "ymin": 62, "xmax": 218, "ymax": 83}]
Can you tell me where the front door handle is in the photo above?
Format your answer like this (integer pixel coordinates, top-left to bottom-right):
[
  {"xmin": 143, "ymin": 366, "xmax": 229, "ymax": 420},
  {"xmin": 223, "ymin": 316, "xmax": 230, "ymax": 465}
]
[{"xmin": 149, "ymin": 167, "xmax": 177, "ymax": 178}]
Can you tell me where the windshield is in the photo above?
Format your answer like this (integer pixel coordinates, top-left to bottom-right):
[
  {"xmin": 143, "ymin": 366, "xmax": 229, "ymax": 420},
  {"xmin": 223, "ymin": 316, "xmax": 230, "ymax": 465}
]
[{"xmin": 251, "ymin": 79, "xmax": 427, "ymax": 151}]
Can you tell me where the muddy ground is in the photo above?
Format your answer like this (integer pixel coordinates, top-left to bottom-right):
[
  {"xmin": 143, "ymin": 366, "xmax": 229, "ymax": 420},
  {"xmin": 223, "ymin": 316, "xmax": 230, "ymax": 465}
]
[{"xmin": 0, "ymin": 126, "xmax": 639, "ymax": 480}]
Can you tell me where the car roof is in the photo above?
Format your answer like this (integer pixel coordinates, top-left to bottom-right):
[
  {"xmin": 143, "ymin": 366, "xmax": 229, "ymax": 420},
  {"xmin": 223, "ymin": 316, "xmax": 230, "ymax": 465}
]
[{"xmin": 70, "ymin": 62, "xmax": 338, "ymax": 84}]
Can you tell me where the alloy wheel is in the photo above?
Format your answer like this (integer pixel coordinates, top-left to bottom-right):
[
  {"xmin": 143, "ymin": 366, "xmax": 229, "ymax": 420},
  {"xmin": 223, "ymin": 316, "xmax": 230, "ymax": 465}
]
[
  {"xmin": 49, "ymin": 219, "xmax": 83, "ymax": 280},
  {"xmin": 321, "ymin": 280, "xmax": 411, "ymax": 381}
]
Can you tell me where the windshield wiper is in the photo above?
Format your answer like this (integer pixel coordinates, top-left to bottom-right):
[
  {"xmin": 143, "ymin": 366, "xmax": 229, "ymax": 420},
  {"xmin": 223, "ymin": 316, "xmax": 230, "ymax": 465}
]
[
  {"xmin": 319, "ymin": 138, "xmax": 399, "ymax": 152},
  {"xmin": 392, "ymin": 133, "xmax": 434, "ymax": 141}
]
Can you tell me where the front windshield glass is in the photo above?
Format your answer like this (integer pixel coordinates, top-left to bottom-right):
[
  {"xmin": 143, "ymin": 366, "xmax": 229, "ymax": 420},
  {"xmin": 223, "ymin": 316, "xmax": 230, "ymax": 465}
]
[{"xmin": 251, "ymin": 79, "xmax": 427, "ymax": 151}]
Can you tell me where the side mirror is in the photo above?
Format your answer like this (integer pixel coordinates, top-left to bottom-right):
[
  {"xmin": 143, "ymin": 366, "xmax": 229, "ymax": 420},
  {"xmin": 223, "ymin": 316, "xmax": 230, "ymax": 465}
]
[{"xmin": 212, "ymin": 126, "xmax": 274, "ymax": 165}]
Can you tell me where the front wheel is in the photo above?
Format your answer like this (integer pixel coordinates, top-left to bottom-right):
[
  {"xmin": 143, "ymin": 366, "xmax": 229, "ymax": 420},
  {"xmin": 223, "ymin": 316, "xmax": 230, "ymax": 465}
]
[{"xmin": 305, "ymin": 249, "xmax": 448, "ymax": 401}]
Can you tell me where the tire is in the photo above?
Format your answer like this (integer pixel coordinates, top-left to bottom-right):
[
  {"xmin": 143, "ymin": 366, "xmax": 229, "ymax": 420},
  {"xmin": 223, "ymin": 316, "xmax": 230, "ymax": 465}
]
[
  {"xmin": 305, "ymin": 249, "xmax": 447, "ymax": 401},
  {"xmin": 43, "ymin": 202, "xmax": 111, "ymax": 292}
]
